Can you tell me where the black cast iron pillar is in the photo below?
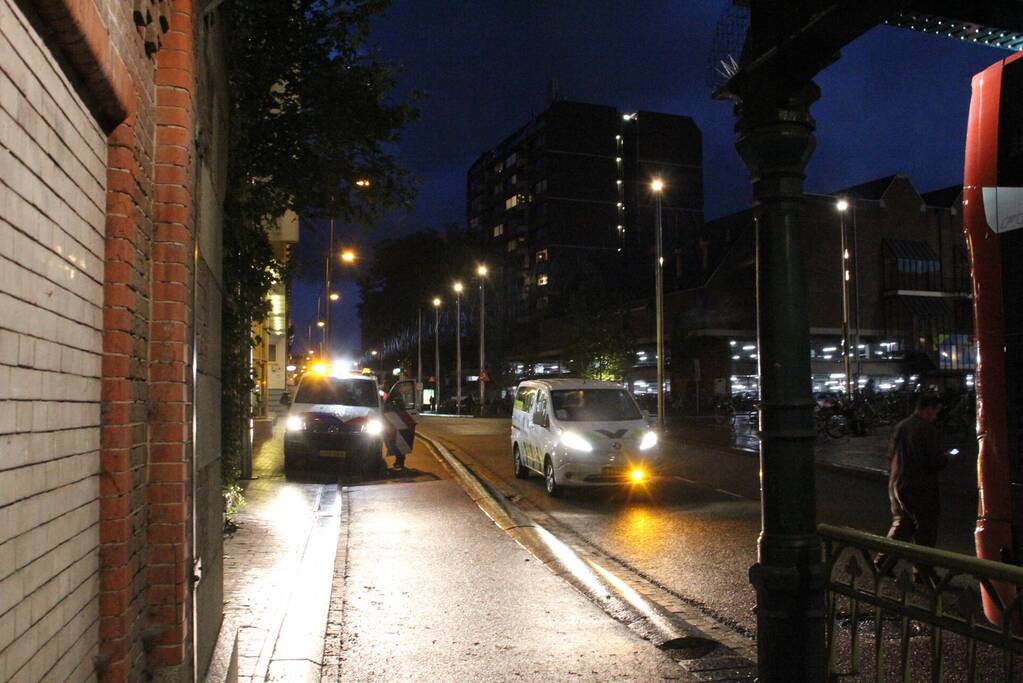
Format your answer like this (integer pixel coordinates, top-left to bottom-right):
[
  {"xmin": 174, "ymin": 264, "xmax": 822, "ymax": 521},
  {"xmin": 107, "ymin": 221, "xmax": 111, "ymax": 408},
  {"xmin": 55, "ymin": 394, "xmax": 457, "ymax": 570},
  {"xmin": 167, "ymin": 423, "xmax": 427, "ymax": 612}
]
[{"xmin": 734, "ymin": 82, "xmax": 826, "ymax": 682}]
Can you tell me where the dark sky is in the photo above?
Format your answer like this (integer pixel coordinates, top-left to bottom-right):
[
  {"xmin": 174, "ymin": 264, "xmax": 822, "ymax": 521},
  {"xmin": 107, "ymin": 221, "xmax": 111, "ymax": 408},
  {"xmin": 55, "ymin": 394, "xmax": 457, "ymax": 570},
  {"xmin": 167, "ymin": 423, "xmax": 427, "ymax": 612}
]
[{"xmin": 292, "ymin": 1, "xmax": 1001, "ymax": 360}]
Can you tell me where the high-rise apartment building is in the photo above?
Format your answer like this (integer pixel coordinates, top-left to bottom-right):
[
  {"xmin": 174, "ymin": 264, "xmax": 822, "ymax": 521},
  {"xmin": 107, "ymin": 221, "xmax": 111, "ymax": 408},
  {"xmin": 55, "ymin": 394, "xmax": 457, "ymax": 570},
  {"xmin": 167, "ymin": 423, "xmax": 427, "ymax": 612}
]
[{"xmin": 466, "ymin": 101, "xmax": 703, "ymax": 355}]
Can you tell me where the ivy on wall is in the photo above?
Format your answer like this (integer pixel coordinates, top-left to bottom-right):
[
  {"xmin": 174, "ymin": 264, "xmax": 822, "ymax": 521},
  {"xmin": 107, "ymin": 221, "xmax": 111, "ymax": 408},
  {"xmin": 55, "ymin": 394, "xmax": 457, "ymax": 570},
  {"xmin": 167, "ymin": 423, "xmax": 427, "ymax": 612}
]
[{"xmin": 220, "ymin": 0, "xmax": 418, "ymax": 486}]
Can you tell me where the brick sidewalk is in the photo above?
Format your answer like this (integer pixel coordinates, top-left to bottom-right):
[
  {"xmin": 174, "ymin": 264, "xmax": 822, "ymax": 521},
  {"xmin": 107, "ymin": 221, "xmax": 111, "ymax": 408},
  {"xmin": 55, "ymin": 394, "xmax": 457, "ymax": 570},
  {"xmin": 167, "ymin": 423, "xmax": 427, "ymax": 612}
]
[{"xmin": 222, "ymin": 428, "xmax": 339, "ymax": 683}]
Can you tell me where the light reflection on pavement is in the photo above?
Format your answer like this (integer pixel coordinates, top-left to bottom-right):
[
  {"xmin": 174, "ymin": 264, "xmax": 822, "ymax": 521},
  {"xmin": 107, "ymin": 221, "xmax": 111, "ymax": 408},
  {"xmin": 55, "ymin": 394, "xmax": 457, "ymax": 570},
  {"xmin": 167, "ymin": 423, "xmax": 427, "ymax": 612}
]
[{"xmin": 417, "ymin": 415, "xmax": 977, "ymax": 637}]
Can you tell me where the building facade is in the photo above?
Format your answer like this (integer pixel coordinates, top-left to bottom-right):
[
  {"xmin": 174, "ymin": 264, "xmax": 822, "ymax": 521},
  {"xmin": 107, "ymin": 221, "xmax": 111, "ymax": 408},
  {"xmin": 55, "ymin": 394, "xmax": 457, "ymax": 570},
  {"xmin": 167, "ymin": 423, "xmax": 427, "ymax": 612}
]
[
  {"xmin": 1, "ymin": 0, "xmax": 227, "ymax": 680},
  {"xmin": 497, "ymin": 174, "xmax": 975, "ymax": 407},
  {"xmin": 466, "ymin": 100, "xmax": 703, "ymax": 368},
  {"xmin": 667, "ymin": 174, "xmax": 974, "ymax": 402}
]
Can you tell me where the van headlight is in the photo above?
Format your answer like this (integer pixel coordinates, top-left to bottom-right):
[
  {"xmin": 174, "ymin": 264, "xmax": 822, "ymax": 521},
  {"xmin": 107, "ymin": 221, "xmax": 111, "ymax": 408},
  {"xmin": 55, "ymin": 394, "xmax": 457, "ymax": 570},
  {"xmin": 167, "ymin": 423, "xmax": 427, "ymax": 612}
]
[
  {"xmin": 639, "ymin": 431, "xmax": 658, "ymax": 451},
  {"xmin": 364, "ymin": 418, "xmax": 384, "ymax": 436},
  {"xmin": 286, "ymin": 416, "xmax": 304, "ymax": 431},
  {"xmin": 560, "ymin": 431, "xmax": 592, "ymax": 452}
]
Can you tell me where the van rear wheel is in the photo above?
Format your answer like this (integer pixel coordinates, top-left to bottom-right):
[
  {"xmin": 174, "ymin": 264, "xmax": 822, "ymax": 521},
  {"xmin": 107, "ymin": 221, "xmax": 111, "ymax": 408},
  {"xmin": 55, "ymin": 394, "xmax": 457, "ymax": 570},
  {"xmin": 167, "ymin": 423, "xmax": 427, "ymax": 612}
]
[
  {"xmin": 544, "ymin": 457, "xmax": 562, "ymax": 497},
  {"xmin": 513, "ymin": 445, "xmax": 529, "ymax": 479}
]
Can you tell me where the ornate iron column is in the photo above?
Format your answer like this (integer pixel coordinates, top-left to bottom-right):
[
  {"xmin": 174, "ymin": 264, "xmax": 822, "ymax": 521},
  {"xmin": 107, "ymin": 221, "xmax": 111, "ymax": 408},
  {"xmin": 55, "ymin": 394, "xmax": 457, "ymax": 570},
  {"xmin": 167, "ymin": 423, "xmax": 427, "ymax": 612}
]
[{"xmin": 733, "ymin": 82, "xmax": 826, "ymax": 681}]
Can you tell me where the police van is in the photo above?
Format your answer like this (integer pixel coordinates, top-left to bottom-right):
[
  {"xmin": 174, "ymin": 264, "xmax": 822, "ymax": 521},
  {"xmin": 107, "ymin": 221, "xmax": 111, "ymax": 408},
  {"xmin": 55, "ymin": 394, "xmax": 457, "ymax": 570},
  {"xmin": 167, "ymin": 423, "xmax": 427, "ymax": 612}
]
[{"xmin": 510, "ymin": 378, "xmax": 661, "ymax": 496}]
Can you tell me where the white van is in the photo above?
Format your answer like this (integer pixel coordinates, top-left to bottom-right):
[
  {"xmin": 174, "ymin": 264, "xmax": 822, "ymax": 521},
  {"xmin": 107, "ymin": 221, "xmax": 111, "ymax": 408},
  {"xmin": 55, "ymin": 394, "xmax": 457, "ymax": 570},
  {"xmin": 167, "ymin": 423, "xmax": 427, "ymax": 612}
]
[{"xmin": 510, "ymin": 378, "xmax": 661, "ymax": 496}]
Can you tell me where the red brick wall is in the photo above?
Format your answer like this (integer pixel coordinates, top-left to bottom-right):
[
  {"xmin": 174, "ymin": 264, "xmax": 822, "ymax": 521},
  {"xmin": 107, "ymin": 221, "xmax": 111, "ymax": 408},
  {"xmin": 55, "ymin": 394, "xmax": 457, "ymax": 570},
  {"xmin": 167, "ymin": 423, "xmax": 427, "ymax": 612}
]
[
  {"xmin": 148, "ymin": 0, "xmax": 195, "ymax": 672},
  {"xmin": 26, "ymin": 0, "xmax": 205, "ymax": 680}
]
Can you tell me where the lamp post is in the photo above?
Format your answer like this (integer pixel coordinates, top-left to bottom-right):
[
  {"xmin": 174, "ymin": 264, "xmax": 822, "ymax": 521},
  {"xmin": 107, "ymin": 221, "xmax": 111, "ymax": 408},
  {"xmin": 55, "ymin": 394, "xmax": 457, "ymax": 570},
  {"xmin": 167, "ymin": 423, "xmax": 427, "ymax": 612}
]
[
  {"xmin": 836, "ymin": 198, "xmax": 852, "ymax": 397},
  {"xmin": 477, "ymin": 265, "xmax": 488, "ymax": 414},
  {"xmin": 432, "ymin": 297, "xmax": 441, "ymax": 412},
  {"xmin": 453, "ymin": 281, "xmax": 463, "ymax": 416},
  {"xmin": 417, "ymin": 307, "xmax": 423, "ymax": 411},
  {"xmin": 651, "ymin": 178, "xmax": 666, "ymax": 431},
  {"xmin": 324, "ymin": 218, "xmax": 333, "ymax": 353},
  {"xmin": 370, "ymin": 349, "xmax": 381, "ymax": 378}
]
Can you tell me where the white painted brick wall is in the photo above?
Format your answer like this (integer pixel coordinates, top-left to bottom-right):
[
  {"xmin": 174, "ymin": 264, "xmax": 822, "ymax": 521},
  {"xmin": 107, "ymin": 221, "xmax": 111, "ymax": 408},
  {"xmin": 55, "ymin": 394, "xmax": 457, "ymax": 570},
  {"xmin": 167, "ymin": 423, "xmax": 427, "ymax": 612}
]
[{"xmin": 0, "ymin": 1, "xmax": 104, "ymax": 680}]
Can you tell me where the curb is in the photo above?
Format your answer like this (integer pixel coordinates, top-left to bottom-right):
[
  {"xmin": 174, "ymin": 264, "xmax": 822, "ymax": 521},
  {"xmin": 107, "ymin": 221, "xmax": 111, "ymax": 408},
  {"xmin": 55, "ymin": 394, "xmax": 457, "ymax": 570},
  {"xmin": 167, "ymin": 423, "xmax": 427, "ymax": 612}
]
[{"xmin": 417, "ymin": 432, "xmax": 736, "ymax": 657}]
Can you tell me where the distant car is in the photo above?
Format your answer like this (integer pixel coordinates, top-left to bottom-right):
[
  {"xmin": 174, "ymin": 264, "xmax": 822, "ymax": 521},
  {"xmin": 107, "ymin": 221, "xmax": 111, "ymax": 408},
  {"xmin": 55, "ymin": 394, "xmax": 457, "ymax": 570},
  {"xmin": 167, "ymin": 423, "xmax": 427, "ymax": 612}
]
[
  {"xmin": 283, "ymin": 372, "xmax": 385, "ymax": 475},
  {"xmin": 510, "ymin": 378, "xmax": 662, "ymax": 496}
]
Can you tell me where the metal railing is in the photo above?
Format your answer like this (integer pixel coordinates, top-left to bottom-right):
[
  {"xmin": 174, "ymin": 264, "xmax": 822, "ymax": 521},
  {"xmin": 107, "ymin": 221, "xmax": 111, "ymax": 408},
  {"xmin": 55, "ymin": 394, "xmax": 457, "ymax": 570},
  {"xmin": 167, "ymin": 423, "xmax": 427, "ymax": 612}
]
[{"xmin": 820, "ymin": 524, "xmax": 1023, "ymax": 681}]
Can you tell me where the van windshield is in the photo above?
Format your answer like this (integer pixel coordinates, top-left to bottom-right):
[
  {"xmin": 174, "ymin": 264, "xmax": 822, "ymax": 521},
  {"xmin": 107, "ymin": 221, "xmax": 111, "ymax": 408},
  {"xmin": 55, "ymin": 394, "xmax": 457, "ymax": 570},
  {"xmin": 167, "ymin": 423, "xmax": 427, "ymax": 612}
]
[
  {"xmin": 295, "ymin": 377, "xmax": 378, "ymax": 408},
  {"xmin": 550, "ymin": 389, "xmax": 642, "ymax": 422}
]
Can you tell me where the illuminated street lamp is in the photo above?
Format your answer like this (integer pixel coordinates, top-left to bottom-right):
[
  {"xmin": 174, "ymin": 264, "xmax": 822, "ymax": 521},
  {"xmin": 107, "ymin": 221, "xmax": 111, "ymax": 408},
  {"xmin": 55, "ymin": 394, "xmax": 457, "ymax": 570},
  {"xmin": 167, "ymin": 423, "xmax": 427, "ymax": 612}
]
[
  {"xmin": 355, "ymin": 179, "xmax": 371, "ymax": 187},
  {"xmin": 651, "ymin": 178, "xmax": 666, "ymax": 431},
  {"xmin": 432, "ymin": 297, "xmax": 442, "ymax": 411},
  {"xmin": 453, "ymin": 282, "xmax": 463, "ymax": 415},
  {"xmin": 341, "ymin": 249, "xmax": 356, "ymax": 264},
  {"xmin": 476, "ymin": 265, "xmax": 488, "ymax": 413},
  {"xmin": 329, "ymin": 292, "xmax": 340, "ymax": 302},
  {"xmin": 836, "ymin": 198, "xmax": 852, "ymax": 396},
  {"xmin": 316, "ymin": 320, "xmax": 325, "ymax": 328}
]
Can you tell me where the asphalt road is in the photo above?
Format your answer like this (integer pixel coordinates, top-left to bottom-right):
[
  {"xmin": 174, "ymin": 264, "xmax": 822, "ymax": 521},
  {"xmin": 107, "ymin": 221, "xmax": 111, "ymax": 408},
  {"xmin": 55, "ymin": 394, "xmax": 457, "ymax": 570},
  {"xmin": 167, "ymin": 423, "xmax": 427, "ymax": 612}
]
[{"xmin": 417, "ymin": 416, "xmax": 979, "ymax": 636}]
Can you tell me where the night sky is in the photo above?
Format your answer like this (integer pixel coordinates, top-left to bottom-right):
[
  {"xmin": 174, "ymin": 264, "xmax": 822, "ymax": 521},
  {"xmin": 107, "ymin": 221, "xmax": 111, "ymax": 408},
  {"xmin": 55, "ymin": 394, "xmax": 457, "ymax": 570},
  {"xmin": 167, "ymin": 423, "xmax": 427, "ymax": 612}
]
[{"xmin": 291, "ymin": 1, "xmax": 1001, "ymax": 359}]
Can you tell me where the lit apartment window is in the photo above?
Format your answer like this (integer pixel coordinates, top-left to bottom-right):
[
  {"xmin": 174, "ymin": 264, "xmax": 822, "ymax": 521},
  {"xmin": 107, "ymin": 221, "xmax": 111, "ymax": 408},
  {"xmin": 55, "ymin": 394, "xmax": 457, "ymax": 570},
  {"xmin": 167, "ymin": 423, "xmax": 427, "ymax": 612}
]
[
  {"xmin": 507, "ymin": 239, "xmax": 518, "ymax": 252},
  {"xmin": 537, "ymin": 275, "xmax": 549, "ymax": 286},
  {"xmin": 536, "ymin": 249, "xmax": 548, "ymax": 262},
  {"xmin": 493, "ymin": 224, "xmax": 504, "ymax": 237},
  {"xmin": 505, "ymin": 195, "xmax": 519, "ymax": 210}
]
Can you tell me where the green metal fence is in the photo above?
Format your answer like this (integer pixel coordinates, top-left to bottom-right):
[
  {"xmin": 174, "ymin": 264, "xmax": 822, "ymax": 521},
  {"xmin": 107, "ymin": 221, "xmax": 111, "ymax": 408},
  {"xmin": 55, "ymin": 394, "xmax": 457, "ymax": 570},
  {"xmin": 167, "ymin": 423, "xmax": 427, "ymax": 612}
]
[{"xmin": 820, "ymin": 524, "xmax": 1023, "ymax": 681}]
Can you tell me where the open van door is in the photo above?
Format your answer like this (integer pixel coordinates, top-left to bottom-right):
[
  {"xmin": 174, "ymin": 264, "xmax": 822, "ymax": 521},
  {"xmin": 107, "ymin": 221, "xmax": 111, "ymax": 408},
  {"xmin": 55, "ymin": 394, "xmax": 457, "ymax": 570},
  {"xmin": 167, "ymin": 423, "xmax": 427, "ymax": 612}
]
[{"xmin": 387, "ymin": 379, "xmax": 422, "ymax": 414}]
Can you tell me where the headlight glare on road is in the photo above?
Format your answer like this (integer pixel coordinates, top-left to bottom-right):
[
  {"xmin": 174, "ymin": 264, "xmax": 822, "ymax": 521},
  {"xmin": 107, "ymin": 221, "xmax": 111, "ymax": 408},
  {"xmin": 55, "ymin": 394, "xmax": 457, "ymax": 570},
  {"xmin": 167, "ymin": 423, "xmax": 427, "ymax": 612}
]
[
  {"xmin": 560, "ymin": 431, "xmax": 592, "ymax": 452},
  {"xmin": 639, "ymin": 431, "xmax": 658, "ymax": 451},
  {"xmin": 286, "ymin": 416, "xmax": 304, "ymax": 431},
  {"xmin": 364, "ymin": 418, "xmax": 384, "ymax": 435}
]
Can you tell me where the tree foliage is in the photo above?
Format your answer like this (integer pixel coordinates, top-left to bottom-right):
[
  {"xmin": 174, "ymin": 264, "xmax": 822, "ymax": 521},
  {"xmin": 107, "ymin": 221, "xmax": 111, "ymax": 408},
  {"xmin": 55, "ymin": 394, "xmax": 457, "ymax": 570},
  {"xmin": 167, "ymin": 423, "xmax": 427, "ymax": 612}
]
[
  {"xmin": 221, "ymin": 0, "xmax": 417, "ymax": 484},
  {"xmin": 566, "ymin": 308, "xmax": 635, "ymax": 382},
  {"xmin": 357, "ymin": 227, "xmax": 474, "ymax": 359}
]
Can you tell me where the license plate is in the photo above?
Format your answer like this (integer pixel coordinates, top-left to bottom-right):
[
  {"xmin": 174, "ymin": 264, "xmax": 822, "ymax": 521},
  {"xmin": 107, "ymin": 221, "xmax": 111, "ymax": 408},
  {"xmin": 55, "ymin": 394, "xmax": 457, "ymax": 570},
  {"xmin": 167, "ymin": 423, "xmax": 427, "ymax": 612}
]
[
  {"xmin": 602, "ymin": 467, "xmax": 628, "ymax": 476},
  {"xmin": 320, "ymin": 450, "xmax": 346, "ymax": 459}
]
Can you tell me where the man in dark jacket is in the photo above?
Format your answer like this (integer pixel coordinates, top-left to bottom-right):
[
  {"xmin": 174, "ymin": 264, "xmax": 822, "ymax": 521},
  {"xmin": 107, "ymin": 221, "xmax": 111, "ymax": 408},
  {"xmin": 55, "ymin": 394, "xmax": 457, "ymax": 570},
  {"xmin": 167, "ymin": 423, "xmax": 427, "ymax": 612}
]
[{"xmin": 876, "ymin": 393, "xmax": 948, "ymax": 573}]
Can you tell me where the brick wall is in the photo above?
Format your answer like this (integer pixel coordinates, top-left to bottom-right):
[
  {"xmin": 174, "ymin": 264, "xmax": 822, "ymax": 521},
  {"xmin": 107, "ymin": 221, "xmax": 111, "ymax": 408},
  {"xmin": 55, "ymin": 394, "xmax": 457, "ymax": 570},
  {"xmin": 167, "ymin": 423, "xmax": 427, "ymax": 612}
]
[
  {"xmin": 1, "ymin": 0, "xmax": 223, "ymax": 680},
  {"xmin": 0, "ymin": 1, "xmax": 109, "ymax": 680}
]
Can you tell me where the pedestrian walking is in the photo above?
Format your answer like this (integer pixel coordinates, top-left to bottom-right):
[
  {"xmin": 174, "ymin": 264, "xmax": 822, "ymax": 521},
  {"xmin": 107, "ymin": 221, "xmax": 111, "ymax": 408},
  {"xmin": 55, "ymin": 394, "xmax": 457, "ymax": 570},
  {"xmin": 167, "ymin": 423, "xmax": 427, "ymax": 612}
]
[{"xmin": 876, "ymin": 393, "xmax": 949, "ymax": 575}]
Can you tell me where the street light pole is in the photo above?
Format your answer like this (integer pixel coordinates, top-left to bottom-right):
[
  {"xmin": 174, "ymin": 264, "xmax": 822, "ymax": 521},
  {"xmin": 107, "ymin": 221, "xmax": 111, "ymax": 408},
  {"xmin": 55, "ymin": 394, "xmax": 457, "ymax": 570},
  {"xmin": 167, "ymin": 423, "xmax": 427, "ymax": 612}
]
[
  {"xmin": 454, "ymin": 282, "xmax": 463, "ymax": 416},
  {"xmin": 417, "ymin": 307, "xmax": 423, "ymax": 411},
  {"xmin": 477, "ymin": 266, "xmax": 488, "ymax": 414},
  {"xmin": 325, "ymin": 217, "xmax": 333, "ymax": 353},
  {"xmin": 837, "ymin": 199, "xmax": 852, "ymax": 396},
  {"xmin": 433, "ymin": 298, "xmax": 441, "ymax": 412},
  {"xmin": 652, "ymin": 179, "xmax": 666, "ymax": 431}
]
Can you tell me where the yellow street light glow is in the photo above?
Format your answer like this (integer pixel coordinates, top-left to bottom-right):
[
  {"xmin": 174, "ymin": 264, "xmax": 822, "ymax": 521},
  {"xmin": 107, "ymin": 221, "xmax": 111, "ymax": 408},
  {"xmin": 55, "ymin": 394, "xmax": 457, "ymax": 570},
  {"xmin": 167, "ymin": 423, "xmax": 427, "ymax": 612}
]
[
  {"xmin": 340, "ymin": 249, "xmax": 356, "ymax": 263},
  {"xmin": 310, "ymin": 363, "xmax": 327, "ymax": 375},
  {"xmin": 329, "ymin": 292, "xmax": 340, "ymax": 301},
  {"xmin": 355, "ymin": 179, "xmax": 371, "ymax": 187},
  {"xmin": 432, "ymin": 297, "xmax": 442, "ymax": 307},
  {"xmin": 477, "ymin": 265, "xmax": 488, "ymax": 277},
  {"xmin": 650, "ymin": 178, "xmax": 664, "ymax": 192},
  {"xmin": 836, "ymin": 199, "xmax": 849, "ymax": 212},
  {"xmin": 370, "ymin": 350, "xmax": 378, "ymax": 356},
  {"xmin": 630, "ymin": 468, "xmax": 647, "ymax": 482},
  {"xmin": 453, "ymin": 281, "xmax": 464, "ymax": 293},
  {"xmin": 316, "ymin": 320, "xmax": 325, "ymax": 328}
]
